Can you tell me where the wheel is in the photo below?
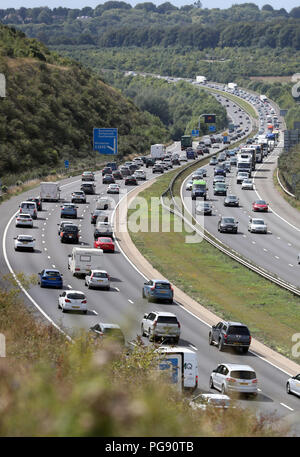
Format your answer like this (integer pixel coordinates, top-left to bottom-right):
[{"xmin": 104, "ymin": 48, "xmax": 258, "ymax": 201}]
[
  {"xmin": 141, "ymin": 325, "xmax": 146, "ymax": 337},
  {"xmin": 208, "ymin": 332, "xmax": 213, "ymax": 345},
  {"xmin": 221, "ymin": 384, "xmax": 227, "ymax": 395},
  {"xmin": 218, "ymin": 339, "xmax": 224, "ymax": 351},
  {"xmin": 149, "ymin": 331, "xmax": 155, "ymax": 342},
  {"xmin": 106, "ymin": 286, "xmax": 110, "ymax": 291},
  {"xmin": 286, "ymin": 382, "xmax": 291, "ymax": 395},
  {"xmin": 142, "ymin": 289, "xmax": 146, "ymax": 298},
  {"xmin": 174, "ymin": 337, "xmax": 179, "ymax": 345},
  {"xmin": 209, "ymin": 376, "xmax": 214, "ymax": 389},
  {"xmin": 242, "ymin": 347, "xmax": 249, "ymax": 354},
  {"xmin": 57, "ymin": 302, "xmax": 61, "ymax": 309},
  {"xmin": 168, "ymin": 299, "xmax": 173, "ymax": 304},
  {"xmin": 62, "ymin": 308, "xmax": 66, "ymax": 313},
  {"xmin": 83, "ymin": 310, "xmax": 87, "ymax": 315}
]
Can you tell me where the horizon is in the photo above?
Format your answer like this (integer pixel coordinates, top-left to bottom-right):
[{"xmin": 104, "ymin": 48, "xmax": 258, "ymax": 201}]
[{"xmin": 0, "ymin": 1, "xmax": 298, "ymax": 13}]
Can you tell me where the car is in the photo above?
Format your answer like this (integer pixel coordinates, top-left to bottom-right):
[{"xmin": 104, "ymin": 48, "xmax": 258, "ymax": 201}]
[
  {"xmin": 185, "ymin": 180, "xmax": 193, "ymax": 191},
  {"xmin": 80, "ymin": 182, "xmax": 96, "ymax": 194},
  {"xmin": 179, "ymin": 155, "xmax": 188, "ymax": 163},
  {"xmin": 112, "ymin": 170, "xmax": 123, "ymax": 180},
  {"xmin": 209, "ymin": 157, "xmax": 218, "ymax": 166},
  {"xmin": 196, "ymin": 146, "xmax": 204, "ymax": 155},
  {"xmin": 241, "ymin": 179, "xmax": 254, "ymax": 190},
  {"xmin": 14, "ymin": 234, "xmax": 35, "ymax": 251},
  {"xmin": 236, "ymin": 172, "xmax": 249, "ymax": 184},
  {"xmin": 94, "ymin": 222, "xmax": 113, "ymax": 239},
  {"xmin": 89, "ymin": 322, "xmax": 125, "ymax": 345},
  {"xmin": 248, "ymin": 218, "xmax": 267, "ymax": 234},
  {"xmin": 94, "ymin": 237, "xmax": 115, "ymax": 252},
  {"xmin": 15, "ymin": 214, "xmax": 33, "ymax": 228},
  {"xmin": 192, "ymin": 173, "xmax": 204, "ymax": 181},
  {"xmin": 133, "ymin": 170, "xmax": 146, "ymax": 180},
  {"xmin": 214, "ymin": 183, "xmax": 227, "ymax": 196},
  {"xmin": 19, "ymin": 201, "xmax": 37, "ymax": 219},
  {"xmin": 145, "ymin": 158, "xmax": 155, "ymax": 168},
  {"xmin": 214, "ymin": 167, "xmax": 226, "ymax": 177},
  {"xmin": 213, "ymin": 175, "xmax": 225, "ymax": 186},
  {"xmin": 217, "ymin": 153, "xmax": 227, "ymax": 162},
  {"xmin": 252, "ymin": 200, "xmax": 268, "ymax": 212},
  {"xmin": 141, "ymin": 311, "xmax": 180, "ymax": 343},
  {"xmin": 38, "ymin": 269, "xmax": 63, "ymax": 288},
  {"xmin": 71, "ymin": 191, "xmax": 86, "ymax": 203},
  {"xmin": 27, "ymin": 197, "xmax": 42, "ymax": 211},
  {"xmin": 203, "ymin": 147, "xmax": 210, "ymax": 154},
  {"xmin": 128, "ymin": 163, "xmax": 139, "ymax": 173},
  {"xmin": 212, "ymin": 143, "xmax": 220, "ymax": 149},
  {"xmin": 58, "ymin": 290, "xmax": 87, "ymax": 314},
  {"xmin": 142, "ymin": 279, "xmax": 173, "ymax": 303},
  {"xmin": 96, "ymin": 196, "xmax": 111, "ymax": 210},
  {"xmin": 189, "ymin": 394, "xmax": 231, "ymax": 411},
  {"xmin": 82, "ymin": 171, "xmax": 95, "ymax": 181},
  {"xmin": 210, "ymin": 363, "xmax": 258, "ymax": 396},
  {"xmin": 102, "ymin": 167, "xmax": 112, "ymax": 176},
  {"xmin": 85, "ymin": 269, "xmax": 110, "ymax": 290},
  {"xmin": 59, "ymin": 223, "xmax": 80, "ymax": 243},
  {"xmin": 103, "ymin": 174, "xmax": 115, "ymax": 185},
  {"xmin": 198, "ymin": 168, "xmax": 207, "ymax": 177},
  {"xmin": 90, "ymin": 209, "xmax": 108, "ymax": 224},
  {"xmin": 218, "ymin": 217, "xmax": 238, "ymax": 233},
  {"xmin": 209, "ymin": 321, "xmax": 251, "ymax": 353},
  {"xmin": 119, "ymin": 166, "xmax": 131, "ymax": 176},
  {"xmin": 224, "ymin": 161, "xmax": 231, "ymax": 173},
  {"xmin": 60, "ymin": 203, "xmax": 78, "ymax": 219},
  {"xmin": 125, "ymin": 176, "xmax": 138, "ymax": 185},
  {"xmin": 286, "ymin": 373, "xmax": 300, "ymax": 396},
  {"xmin": 224, "ymin": 195, "xmax": 239, "ymax": 207},
  {"xmin": 107, "ymin": 183, "xmax": 120, "ymax": 194},
  {"xmin": 196, "ymin": 202, "xmax": 212, "ymax": 215}
]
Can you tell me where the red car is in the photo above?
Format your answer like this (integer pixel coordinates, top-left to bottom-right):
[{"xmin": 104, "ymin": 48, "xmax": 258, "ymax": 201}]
[
  {"xmin": 252, "ymin": 200, "xmax": 268, "ymax": 212},
  {"xmin": 94, "ymin": 237, "xmax": 115, "ymax": 252}
]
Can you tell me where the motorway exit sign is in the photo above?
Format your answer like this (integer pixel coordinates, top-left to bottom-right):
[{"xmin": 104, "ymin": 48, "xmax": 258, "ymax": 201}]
[
  {"xmin": 209, "ymin": 125, "xmax": 216, "ymax": 132},
  {"xmin": 93, "ymin": 128, "xmax": 118, "ymax": 155},
  {"xmin": 191, "ymin": 129, "xmax": 199, "ymax": 136}
]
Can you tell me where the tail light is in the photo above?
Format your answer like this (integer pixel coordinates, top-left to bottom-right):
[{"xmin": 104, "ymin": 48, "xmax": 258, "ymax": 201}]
[
  {"xmin": 177, "ymin": 322, "xmax": 181, "ymax": 328},
  {"xmin": 170, "ymin": 286, "xmax": 174, "ymax": 292},
  {"xmin": 19, "ymin": 208, "xmax": 22, "ymax": 213},
  {"xmin": 75, "ymin": 268, "xmax": 80, "ymax": 271},
  {"xmin": 252, "ymin": 379, "xmax": 258, "ymax": 384},
  {"xmin": 150, "ymin": 286, "xmax": 155, "ymax": 291},
  {"xmin": 195, "ymin": 375, "xmax": 198, "ymax": 387},
  {"xmin": 224, "ymin": 334, "xmax": 228, "ymax": 340},
  {"xmin": 65, "ymin": 299, "xmax": 71, "ymax": 303},
  {"xmin": 81, "ymin": 300, "xmax": 87, "ymax": 304},
  {"xmin": 226, "ymin": 377, "xmax": 236, "ymax": 383},
  {"xmin": 107, "ymin": 275, "xmax": 110, "ymax": 280},
  {"xmin": 249, "ymin": 335, "xmax": 252, "ymax": 343}
]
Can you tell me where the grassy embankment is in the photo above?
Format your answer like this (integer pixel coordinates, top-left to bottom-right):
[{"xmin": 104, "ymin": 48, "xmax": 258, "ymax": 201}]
[{"xmin": 128, "ymin": 159, "xmax": 300, "ymax": 363}]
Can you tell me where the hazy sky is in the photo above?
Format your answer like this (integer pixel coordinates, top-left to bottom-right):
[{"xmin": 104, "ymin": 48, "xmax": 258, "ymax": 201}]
[{"xmin": 1, "ymin": 1, "xmax": 299, "ymax": 12}]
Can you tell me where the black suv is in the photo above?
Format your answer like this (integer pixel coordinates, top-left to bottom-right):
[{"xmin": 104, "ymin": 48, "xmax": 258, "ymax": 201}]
[
  {"xmin": 59, "ymin": 223, "xmax": 80, "ymax": 244},
  {"xmin": 209, "ymin": 321, "xmax": 251, "ymax": 353},
  {"xmin": 145, "ymin": 158, "xmax": 155, "ymax": 168}
]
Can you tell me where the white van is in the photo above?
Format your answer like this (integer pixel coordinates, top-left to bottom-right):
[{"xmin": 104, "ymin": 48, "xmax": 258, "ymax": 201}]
[
  {"xmin": 19, "ymin": 201, "xmax": 37, "ymax": 219},
  {"xmin": 96, "ymin": 197, "xmax": 112, "ymax": 210},
  {"xmin": 68, "ymin": 247, "xmax": 103, "ymax": 276},
  {"xmin": 157, "ymin": 346, "xmax": 198, "ymax": 391}
]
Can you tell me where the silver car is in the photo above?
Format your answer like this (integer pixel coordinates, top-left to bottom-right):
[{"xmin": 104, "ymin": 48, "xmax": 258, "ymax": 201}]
[
  {"xmin": 286, "ymin": 373, "xmax": 300, "ymax": 396},
  {"xmin": 15, "ymin": 213, "xmax": 33, "ymax": 228},
  {"xmin": 248, "ymin": 218, "xmax": 267, "ymax": 234},
  {"xmin": 210, "ymin": 363, "xmax": 258, "ymax": 396},
  {"xmin": 85, "ymin": 269, "xmax": 110, "ymax": 290},
  {"xmin": 141, "ymin": 311, "xmax": 181, "ymax": 343}
]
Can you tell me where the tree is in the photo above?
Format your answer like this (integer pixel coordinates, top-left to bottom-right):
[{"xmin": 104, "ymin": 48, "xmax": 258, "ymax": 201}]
[
  {"xmin": 193, "ymin": 1, "xmax": 202, "ymax": 8},
  {"xmin": 262, "ymin": 4, "xmax": 274, "ymax": 11},
  {"xmin": 102, "ymin": 1, "xmax": 132, "ymax": 10},
  {"xmin": 290, "ymin": 7, "xmax": 300, "ymax": 19},
  {"xmin": 134, "ymin": 3, "xmax": 157, "ymax": 12},
  {"xmin": 157, "ymin": 2, "xmax": 178, "ymax": 14},
  {"xmin": 37, "ymin": 8, "xmax": 52, "ymax": 25}
]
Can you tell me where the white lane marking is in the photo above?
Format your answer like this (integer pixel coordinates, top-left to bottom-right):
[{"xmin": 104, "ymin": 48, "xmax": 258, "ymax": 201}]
[
  {"xmin": 276, "ymin": 236, "xmax": 280, "ymax": 240},
  {"xmin": 189, "ymin": 344, "xmax": 198, "ymax": 351},
  {"xmin": 289, "ymin": 264, "xmax": 294, "ymax": 267},
  {"xmin": 47, "ymin": 256, "xmax": 51, "ymax": 259},
  {"xmin": 46, "ymin": 218, "xmax": 48, "ymax": 220},
  {"xmin": 128, "ymin": 299, "xmax": 134, "ymax": 304},
  {"xmin": 114, "ymin": 287, "xmax": 120, "ymax": 292},
  {"xmin": 67, "ymin": 284, "xmax": 72, "ymax": 289},
  {"xmin": 275, "ymin": 255, "xmax": 279, "ymax": 259},
  {"xmin": 42, "ymin": 241, "xmax": 45, "ymax": 244},
  {"xmin": 243, "ymin": 235, "xmax": 247, "ymax": 238},
  {"xmin": 92, "ymin": 310, "xmax": 98, "ymax": 315},
  {"xmin": 252, "ymin": 241, "xmax": 256, "ymax": 244},
  {"xmin": 257, "ymin": 388, "xmax": 262, "ymax": 392},
  {"xmin": 52, "ymin": 265, "xmax": 56, "ymax": 268},
  {"xmin": 2, "ymin": 211, "xmax": 70, "ymax": 339},
  {"xmin": 263, "ymin": 248, "xmax": 268, "ymax": 252},
  {"xmin": 43, "ymin": 222, "xmax": 46, "ymax": 225},
  {"xmin": 44, "ymin": 248, "xmax": 47, "ymax": 251},
  {"xmin": 280, "ymin": 403, "xmax": 294, "ymax": 412},
  {"xmin": 288, "ymin": 243, "xmax": 292, "ymax": 247}
]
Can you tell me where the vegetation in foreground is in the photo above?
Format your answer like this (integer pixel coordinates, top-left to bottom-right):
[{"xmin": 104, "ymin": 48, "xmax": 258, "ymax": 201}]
[
  {"xmin": 0, "ymin": 274, "xmax": 287, "ymax": 437},
  {"xmin": 128, "ymin": 164, "xmax": 300, "ymax": 362}
]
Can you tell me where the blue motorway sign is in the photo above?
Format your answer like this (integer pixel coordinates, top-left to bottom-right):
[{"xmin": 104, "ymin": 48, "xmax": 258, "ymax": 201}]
[
  {"xmin": 209, "ymin": 125, "xmax": 216, "ymax": 132},
  {"xmin": 223, "ymin": 136, "xmax": 228, "ymax": 142},
  {"xmin": 191, "ymin": 129, "xmax": 199, "ymax": 136},
  {"xmin": 64, "ymin": 160, "xmax": 69, "ymax": 169},
  {"xmin": 93, "ymin": 128, "xmax": 118, "ymax": 155}
]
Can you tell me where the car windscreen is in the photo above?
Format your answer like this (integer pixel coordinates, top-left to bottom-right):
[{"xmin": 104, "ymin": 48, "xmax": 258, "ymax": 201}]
[
  {"xmin": 194, "ymin": 185, "xmax": 206, "ymax": 190},
  {"xmin": 230, "ymin": 370, "xmax": 256, "ymax": 380},
  {"xmin": 157, "ymin": 316, "xmax": 178, "ymax": 324},
  {"xmin": 228, "ymin": 196, "xmax": 237, "ymax": 200},
  {"xmin": 155, "ymin": 283, "xmax": 171, "ymax": 289},
  {"xmin": 45, "ymin": 271, "xmax": 60, "ymax": 277},
  {"xmin": 253, "ymin": 220, "xmax": 264, "ymax": 225},
  {"xmin": 228, "ymin": 326, "xmax": 250, "ymax": 335},
  {"xmin": 223, "ymin": 218, "xmax": 235, "ymax": 224},
  {"xmin": 67, "ymin": 293, "xmax": 85, "ymax": 300}
]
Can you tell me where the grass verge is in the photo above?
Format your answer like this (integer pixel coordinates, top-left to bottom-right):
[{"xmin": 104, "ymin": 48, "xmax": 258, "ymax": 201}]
[
  {"xmin": 273, "ymin": 168, "xmax": 300, "ymax": 212},
  {"xmin": 128, "ymin": 162, "xmax": 300, "ymax": 362}
]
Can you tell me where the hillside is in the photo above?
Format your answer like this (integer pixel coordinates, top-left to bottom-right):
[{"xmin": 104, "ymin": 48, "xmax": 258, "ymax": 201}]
[{"xmin": 0, "ymin": 24, "xmax": 168, "ymax": 185}]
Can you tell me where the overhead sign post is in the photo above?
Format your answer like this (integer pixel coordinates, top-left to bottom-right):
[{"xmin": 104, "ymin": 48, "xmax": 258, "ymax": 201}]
[{"xmin": 93, "ymin": 128, "xmax": 118, "ymax": 155}]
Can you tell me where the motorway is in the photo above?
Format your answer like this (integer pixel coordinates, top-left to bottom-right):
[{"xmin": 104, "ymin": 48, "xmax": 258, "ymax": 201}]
[{"xmin": 0, "ymin": 86, "xmax": 299, "ymax": 430}]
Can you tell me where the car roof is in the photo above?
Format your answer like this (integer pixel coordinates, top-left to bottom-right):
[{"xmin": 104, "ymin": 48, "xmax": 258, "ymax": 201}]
[
  {"xmin": 196, "ymin": 394, "xmax": 230, "ymax": 401},
  {"xmin": 66, "ymin": 290, "xmax": 85, "ymax": 294},
  {"xmin": 152, "ymin": 279, "xmax": 170, "ymax": 284},
  {"xmin": 44, "ymin": 269, "xmax": 60, "ymax": 273},
  {"xmin": 152, "ymin": 311, "xmax": 176, "ymax": 317},
  {"xmin": 17, "ymin": 234, "xmax": 33, "ymax": 238},
  {"xmin": 91, "ymin": 269, "xmax": 107, "ymax": 274},
  {"xmin": 222, "ymin": 364, "xmax": 256, "ymax": 372},
  {"xmin": 99, "ymin": 323, "xmax": 121, "ymax": 330}
]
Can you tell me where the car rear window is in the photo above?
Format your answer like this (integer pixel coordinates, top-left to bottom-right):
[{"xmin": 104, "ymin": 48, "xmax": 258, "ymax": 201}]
[
  {"xmin": 157, "ymin": 316, "xmax": 178, "ymax": 324},
  {"xmin": 22, "ymin": 203, "xmax": 35, "ymax": 209},
  {"xmin": 64, "ymin": 225, "xmax": 78, "ymax": 232},
  {"xmin": 100, "ymin": 238, "xmax": 112, "ymax": 243},
  {"xmin": 46, "ymin": 271, "xmax": 60, "ymax": 277},
  {"xmin": 67, "ymin": 293, "xmax": 85, "ymax": 300},
  {"xmin": 230, "ymin": 370, "xmax": 256, "ymax": 380},
  {"xmin": 228, "ymin": 326, "xmax": 250, "ymax": 336},
  {"xmin": 93, "ymin": 272, "xmax": 108, "ymax": 278},
  {"xmin": 155, "ymin": 283, "xmax": 171, "ymax": 289}
]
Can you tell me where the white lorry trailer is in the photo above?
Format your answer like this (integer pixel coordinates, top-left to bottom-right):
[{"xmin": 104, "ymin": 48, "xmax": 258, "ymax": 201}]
[
  {"xmin": 150, "ymin": 144, "xmax": 166, "ymax": 160},
  {"xmin": 196, "ymin": 75, "xmax": 207, "ymax": 84},
  {"xmin": 40, "ymin": 182, "xmax": 60, "ymax": 202}
]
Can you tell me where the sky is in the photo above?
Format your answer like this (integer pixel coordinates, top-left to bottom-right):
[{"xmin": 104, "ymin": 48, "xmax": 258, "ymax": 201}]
[{"xmin": 1, "ymin": 1, "xmax": 298, "ymax": 11}]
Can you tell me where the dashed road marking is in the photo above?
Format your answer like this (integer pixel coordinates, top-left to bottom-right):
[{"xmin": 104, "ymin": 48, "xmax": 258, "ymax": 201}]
[
  {"xmin": 67, "ymin": 284, "xmax": 72, "ymax": 289},
  {"xmin": 92, "ymin": 310, "xmax": 98, "ymax": 315},
  {"xmin": 114, "ymin": 287, "xmax": 120, "ymax": 292},
  {"xmin": 52, "ymin": 264, "xmax": 56, "ymax": 268},
  {"xmin": 44, "ymin": 247, "xmax": 47, "ymax": 251},
  {"xmin": 275, "ymin": 255, "xmax": 279, "ymax": 259},
  {"xmin": 276, "ymin": 236, "xmax": 280, "ymax": 240},
  {"xmin": 263, "ymin": 248, "xmax": 268, "ymax": 252},
  {"xmin": 289, "ymin": 264, "xmax": 294, "ymax": 267},
  {"xmin": 280, "ymin": 403, "xmax": 294, "ymax": 412},
  {"xmin": 128, "ymin": 299, "xmax": 134, "ymax": 304},
  {"xmin": 252, "ymin": 241, "xmax": 256, "ymax": 244},
  {"xmin": 47, "ymin": 256, "xmax": 51, "ymax": 259},
  {"xmin": 288, "ymin": 243, "xmax": 292, "ymax": 247}
]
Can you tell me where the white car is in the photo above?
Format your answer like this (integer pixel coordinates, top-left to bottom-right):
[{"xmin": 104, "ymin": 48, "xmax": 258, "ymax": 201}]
[
  {"xmin": 212, "ymin": 143, "xmax": 220, "ymax": 149},
  {"xmin": 15, "ymin": 213, "xmax": 33, "ymax": 228},
  {"xmin": 14, "ymin": 234, "xmax": 35, "ymax": 251},
  {"xmin": 242, "ymin": 178, "xmax": 254, "ymax": 190},
  {"xmin": 189, "ymin": 393, "xmax": 231, "ymax": 410},
  {"xmin": 210, "ymin": 363, "xmax": 258, "ymax": 396},
  {"xmin": 85, "ymin": 270, "xmax": 110, "ymax": 290},
  {"xmin": 286, "ymin": 373, "xmax": 300, "ymax": 397},
  {"xmin": 179, "ymin": 155, "xmax": 187, "ymax": 162},
  {"xmin": 248, "ymin": 218, "xmax": 267, "ymax": 234},
  {"xmin": 58, "ymin": 290, "xmax": 87, "ymax": 314},
  {"xmin": 141, "ymin": 311, "xmax": 181, "ymax": 343},
  {"xmin": 134, "ymin": 169, "xmax": 147, "ymax": 180},
  {"xmin": 185, "ymin": 180, "xmax": 193, "ymax": 191},
  {"xmin": 236, "ymin": 172, "xmax": 249, "ymax": 184},
  {"xmin": 96, "ymin": 197, "xmax": 111, "ymax": 210},
  {"xmin": 107, "ymin": 184, "xmax": 120, "ymax": 194}
]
